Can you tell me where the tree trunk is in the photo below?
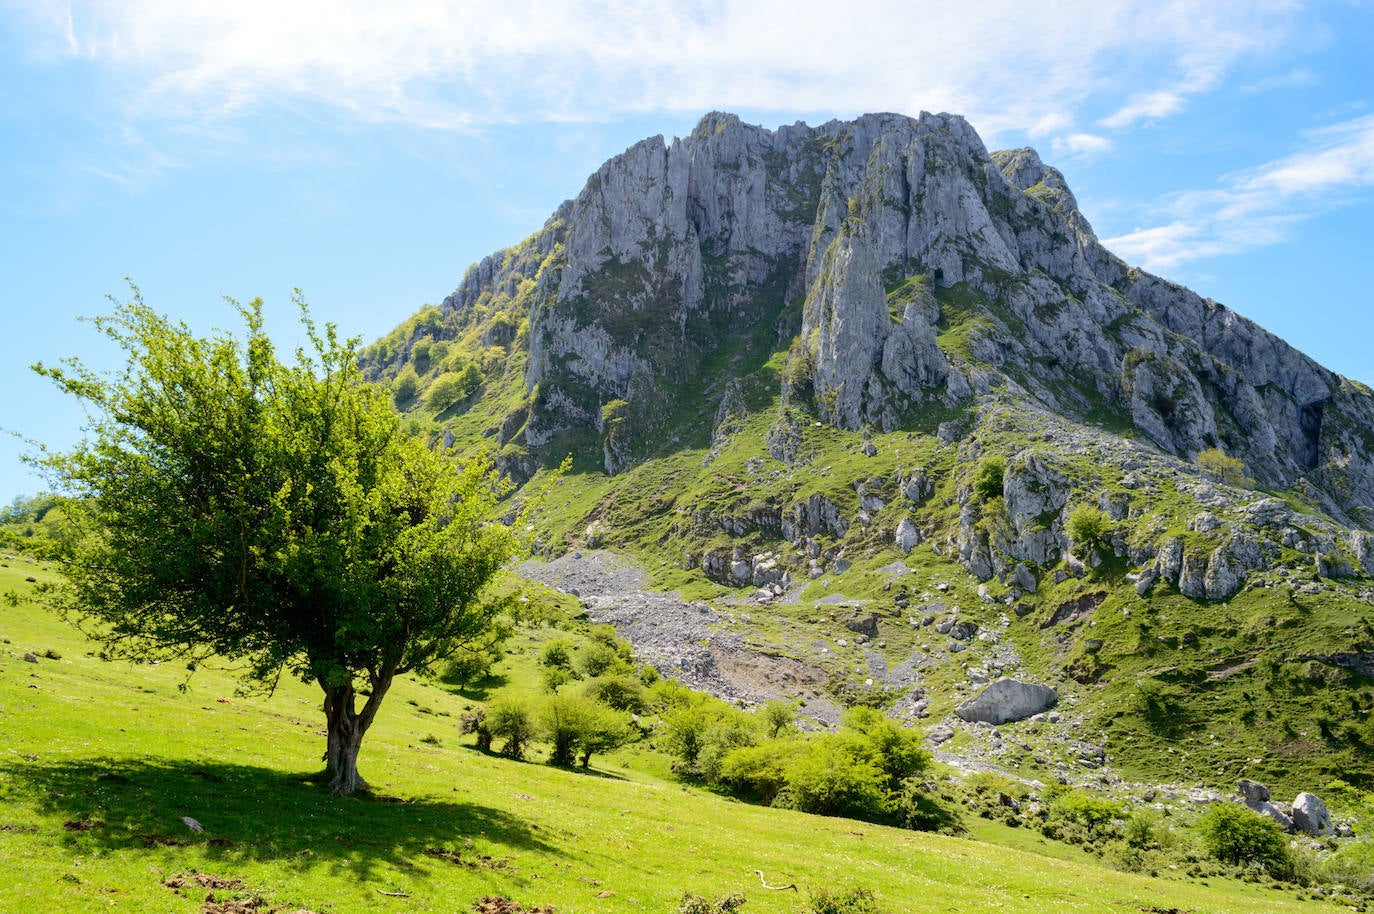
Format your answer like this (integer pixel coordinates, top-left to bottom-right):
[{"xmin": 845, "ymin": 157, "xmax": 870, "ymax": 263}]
[{"xmin": 321, "ymin": 673, "xmax": 393, "ymax": 796}]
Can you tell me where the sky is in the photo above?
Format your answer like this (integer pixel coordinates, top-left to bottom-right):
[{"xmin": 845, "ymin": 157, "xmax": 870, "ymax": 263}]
[{"xmin": 1, "ymin": 0, "xmax": 1372, "ymax": 502}]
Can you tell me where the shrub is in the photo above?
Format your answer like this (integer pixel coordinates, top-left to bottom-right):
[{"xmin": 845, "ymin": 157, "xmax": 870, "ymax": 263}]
[
  {"xmin": 540, "ymin": 693, "xmax": 593, "ymax": 766},
  {"xmin": 895, "ymin": 780, "xmax": 963, "ymax": 834},
  {"xmin": 971, "ymin": 457, "xmax": 1005, "ymax": 501},
  {"xmin": 486, "ymin": 698, "xmax": 534, "ymax": 760},
  {"xmin": 1066, "ymin": 504, "xmax": 1109, "ymax": 553},
  {"xmin": 1197, "ymin": 447, "xmax": 1255, "ymax": 488},
  {"xmin": 759, "ymin": 699, "xmax": 795, "ymax": 738},
  {"xmin": 577, "ymin": 640, "xmax": 624, "ymax": 678},
  {"xmin": 778, "ymin": 740, "xmax": 888, "ymax": 821},
  {"xmin": 392, "ymin": 366, "xmax": 420, "ymax": 406},
  {"xmin": 459, "ymin": 707, "xmax": 492, "ymax": 752},
  {"xmin": 678, "ymin": 893, "xmax": 746, "ymax": 914},
  {"xmin": 539, "ymin": 638, "xmax": 575, "ymax": 670},
  {"xmin": 719, "ymin": 740, "xmax": 803, "ymax": 803},
  {"xmin": 841, "ymin": 707, "xmax": 928, "ymax": 789},
  {"xmin": 425, "ymin": 369, "xmax": 479, "ymax": 412},
  {"xmin": 1198, "ymin": 802, "xmax": 1291, "ymax": 872},
  {"xmin": 583, "ymin": 674, "xmax": 648, "ymax": 712},
  {"xmin": 1050, "ymin": 790, "xmax": 1124, "ymax": 836},
  {"xmin": 806, "ymin": 885, "xmax": 881, "ymax": 914},
  {"xmin": 439, "ymin": 647, "xmax": 496, "ymax": 690}
]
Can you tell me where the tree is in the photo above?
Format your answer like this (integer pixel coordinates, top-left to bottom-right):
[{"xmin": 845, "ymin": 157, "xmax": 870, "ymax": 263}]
[
  {"xmin": 1198, "ymin": 802, "xmax": 1291, "ymax": 871},
  {"xmin": 1197, "ymin": 448, "xmax": 1255, "ymax": 489},
  {"xmin": 31, "ymin": 292, "xmax": 525, "ymax": 795},
  {"xmin": 1066, "ymin": 504, "xmax": 1109, "ymax": 555}
]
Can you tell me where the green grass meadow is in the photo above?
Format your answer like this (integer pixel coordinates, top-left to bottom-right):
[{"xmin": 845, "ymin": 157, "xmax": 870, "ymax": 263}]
[{"xmin": 0, "ymin": 555, "xmax": 1342, "ymax": 913}]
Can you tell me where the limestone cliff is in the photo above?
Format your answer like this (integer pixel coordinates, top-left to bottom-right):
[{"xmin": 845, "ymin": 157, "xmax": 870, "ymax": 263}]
[{"xmin": 371, "ymin": 111, "xmax": 1374, "ymax": 529}]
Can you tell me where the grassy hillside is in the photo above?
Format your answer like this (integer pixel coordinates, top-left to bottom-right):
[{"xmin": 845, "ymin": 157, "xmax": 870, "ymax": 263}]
[{"xmin": 0, "ymin": 554, "xmax": 1363, "ymax": 914}]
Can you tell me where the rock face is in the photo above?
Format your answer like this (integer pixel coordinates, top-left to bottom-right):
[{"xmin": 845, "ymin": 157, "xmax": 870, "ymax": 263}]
[
  {"xmin": 955, "ymin": 677, "xmax": 1058, "ymax": 725},
  {"xmin": 1292, "ymin": 792, "xmax": 1334, "ymax": 837},
  {"xmin": 407, "ymin": 110, "xmax": 1374, "ymax": 527}
]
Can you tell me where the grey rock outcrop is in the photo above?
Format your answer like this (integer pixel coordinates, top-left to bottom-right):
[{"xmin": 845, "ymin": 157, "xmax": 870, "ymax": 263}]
[
  {"xmin": 1292, "ymin": 792, "xmax": 1334, "ymax": 837},
  {"xmin": 955, "ymin": 677, "xmax": 1058, "ymax": 724},
  {"xmin": 373, "ymin": 109, "xmax": 1374, "ymax": 524}
]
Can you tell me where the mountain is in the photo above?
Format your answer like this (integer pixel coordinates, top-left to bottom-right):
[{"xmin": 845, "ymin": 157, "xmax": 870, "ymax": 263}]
[{"xmin": 361, "ymin": 112, "xmax": 1374, "ymax": 793}]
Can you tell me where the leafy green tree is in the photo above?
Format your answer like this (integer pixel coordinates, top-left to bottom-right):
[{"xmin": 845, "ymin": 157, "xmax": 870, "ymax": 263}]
[
  {"xmin": 392, "ymin": 364, "xmax": 420, "ymax": 406},
  {"xmin": 759, "ymin": 699, "xmax": 796, "ymax": 738},
  {"xmin": 1197, "ymin": 447, "xmax": 1255, "ymax": 488},
  {"xmin": 1066, "ymin": 504, "xmax": 1109, "ymax": 554},
  {"xmin": 425, "ymin": 365, "xmax": 483, "ymax": 412},
  {"xmin": 31, "ymin": 292, "xmax": 525, "ymax": 794},
  {"xmin": 1198, "ymin": 802, "xmax": 1291, "ymax": 871},
  {"xmin": 971, "ymin": 457, "xmax": 1005, "ymax": 501},
  {"xmin": 488, "ymin": 697, "xmax": 535, "ymax": 760}
]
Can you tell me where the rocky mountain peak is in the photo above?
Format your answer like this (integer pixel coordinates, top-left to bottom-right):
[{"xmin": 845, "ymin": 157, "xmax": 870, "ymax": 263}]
[{"xmin": 374, "ymin": 110, "xmax": 1374, "ymax": 530}]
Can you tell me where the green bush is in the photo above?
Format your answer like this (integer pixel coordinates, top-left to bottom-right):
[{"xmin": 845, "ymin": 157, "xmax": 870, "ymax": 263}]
[
  {"xmin": 719, "ymin": 740, "xmax": 803, "ymax": 804},
  {"xmin": 539, "ymin": 638, "xmax": 575, "ymax": 670},
  {"xmin": 758, "ymin": 699, "xmax": 795, "ymax": 738},
  {"xmin": 577, "ymin": 640, "xmax": 624, "ymax": 678},
  {"xmin": 1198, "ymin": 802, "xmax": 1291, "ymax": 872},
  {"xmin": 806, "ymin": 885, "xmax": 882, "ymax": 914},
  {"xmin": 678, "ymin": 893, "xmax": 746, "ymax": 914},
  {"xmin": 582, "ymin": 673, "xmax": 648, "ymax": 712},
  {"xmin": 439, "ymin": 647, "xmax": 496, "ymax": 690},
  {"xmin": 971, "ymin": 457, "xmax": 1005, "ymax": 501},
  {"xmin": 486, "ymin": 698, "xmax": 534, "ymax": 760},
  {"xmin": 1197, "ymin": 447, "xmax": 1255, "ymax": 488},
  {"xmin": 1066, "ymin": 504, "xmax": 1109, "ymax": 553},
  {"xmin": 392, "ymin": 366, "xmax": 420, "ymax": 406},
  {"xmin": 777, "ymin": 740, "xmax": 888, "ymax": 821},
  {"xmin": 459, "ymin": 706, "xmax": 491, "ymax": 752}
]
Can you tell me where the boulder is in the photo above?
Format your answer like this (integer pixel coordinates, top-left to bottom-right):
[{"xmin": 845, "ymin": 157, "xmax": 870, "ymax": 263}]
[
  {"xmin": 1291, "ymin": 792, "xmax": 1334, "ymax": 837},
  {"xmin": 955, "ymin": 677, "xmax": 1058, "ymax": 725},
  {"xmin": 1237, "ymin": 778, "xmax": 1270, "ymax": 803},
  {"xmin": 895, "ymin": 516, "xmax": 921, "ymax": 554}
]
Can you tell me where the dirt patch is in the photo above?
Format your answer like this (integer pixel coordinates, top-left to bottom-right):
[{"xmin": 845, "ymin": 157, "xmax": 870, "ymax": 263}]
[
  {"xmin": 62, "ymin": 819, "xmax": 102, "ymax": 831},
  {"xmin": 164, "ymin": 873, "xmax": 245, "ymax": 891},
  {"xmin": 474, "ymin": 897, "xmax": 555, "ymax": 914},
  {"xmin": 1041, "ymin": 591, "xmax": 1106, "ymax": 629},
  {"xmin": 424, "ymin": 847, "xmax": 516, "ymax": 872}
]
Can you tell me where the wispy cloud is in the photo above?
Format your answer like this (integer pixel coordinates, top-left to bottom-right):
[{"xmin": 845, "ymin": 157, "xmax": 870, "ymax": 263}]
[
  {"xmin": 1100, "ymin": 91, "xmax": 1186, "ymax": 129},
  {"xmin": 1053, "ymin": 133, "xmax": 1113, "ymax": 157},
  {"xmin": 10, "ymin": 0, "xmax": 1299, "ymax": 142},
  {"xmin": 1105, "ymin": 114, "xmax": 1374, "ymax": 271}
]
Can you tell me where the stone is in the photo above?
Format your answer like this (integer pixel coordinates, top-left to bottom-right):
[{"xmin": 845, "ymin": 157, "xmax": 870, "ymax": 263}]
[
  {"xmin": 955, "ymin": 677, "xmax": 1058, "ymax": 725},
  {"xmin": 1237, "ymin": 779, "xmax": 1270, "ymax": 803},
  {"xmin": 895, "ymin": 517, "xmax": 921, "ymax": 554},
  {"xmin": 1291, "ymin": 792, "xmax": 1334, "ymax": 837}
]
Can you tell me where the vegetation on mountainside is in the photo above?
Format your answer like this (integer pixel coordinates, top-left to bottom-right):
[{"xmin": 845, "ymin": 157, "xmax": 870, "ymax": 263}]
[{"xmin": 4, "ymin": 556, "xmax": 1372, "ymax": 913}]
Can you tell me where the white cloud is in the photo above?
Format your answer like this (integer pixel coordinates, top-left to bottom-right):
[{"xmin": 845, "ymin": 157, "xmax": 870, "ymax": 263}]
[
  {"xmin": 1104, "ymin": 115, "xmax": 1374, "ymax": 271},
  {"xmin": 1100, "ymin": 91, "xmax": 1185, "ymax": 128},
  {"xmin": 10, "ymin": 0, "xmax": 1300, "ymax": 140},
  {"xmin": 1053, "ymin": 133, "xmax": 1113, "ymax": 156}
]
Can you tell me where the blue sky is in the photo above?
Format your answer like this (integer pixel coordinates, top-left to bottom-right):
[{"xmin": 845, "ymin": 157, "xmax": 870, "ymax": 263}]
[{"xmin": 2, "ymin": 0, "xmax": 1372, "ymax": 502}]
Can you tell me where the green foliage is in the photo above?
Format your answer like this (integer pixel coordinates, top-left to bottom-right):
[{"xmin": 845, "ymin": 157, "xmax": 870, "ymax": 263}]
[
  {"xmin": 718, "ymin": 739, "xmax": 803, "ymax": 804},
  {"xmin": 487, "ymin": 697, "xmax": 534, "ymax": 760},
  {"xmin": 677, "ymin": 892, "xmax": 746, "ymax": 914},
  {"xmin": 775, "ymin": 739, "xmax": 888, "ymax": 820},
  {"xmin": 840, "ymin": 707, "xmax": 929, "ymax": 789},
  {"xmin": 30, "ymin": 292, "xmax": 524, "ymax": 794},
  {"xmin": 459, "ymin": 706, "xmax": 492, "ymax": 751},
  {"xmin": 972, "ymin": 457, "xmax": 1005, "ymax": 501},
  {"xmin": 392, "ymin": 364, "xmax": 420, "ymax": 406},
  {"xmin": 439, "ymin": 647, "xmax": 497, "ymax": 690},
  {"xmin": 806, "ymin": 885, "xmax": 882, "ymax": 914},
  {"xmin": 1198, "ymin": 802, "xmax": 1292, "ymax": 872},
  {"xmin": 1050, "ymin": 790, "xmax": 1124, "ymax": 836},
  {"xmin": 759, "ymin": 699, "xmax": 795, "ymax": 738},
  {"xmin": 577, "ymin": 640, "xmax": 625, "ymax": 678},
  {"xmin": 1198, "ymin": 448, "xmax": 1255, "ymax": 489},
  {"xmin": 1066, "ymin": 504, "xmax": 1109, "ymax": 553},
  {"xmin": 539, "ymin": 637, "xmax": 575, "ymax": 670},
  {"xmin": 582, "ymin": 673, "xmax": 648, "ymax": 712},
  {"xmin": 425, "ymin": 365, "xmax": 483, "ymax": 412}
]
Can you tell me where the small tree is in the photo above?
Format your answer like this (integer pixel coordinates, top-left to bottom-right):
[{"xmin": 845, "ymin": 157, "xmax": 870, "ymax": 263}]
[
  {"xmin": 31, "ymin": 293, "xmax": 525, "ymax": 794},
  {"xmin": 1199, "ymin": 802, "xmax": 1291, "ymax": 871},
  {"xmin": 1198, "ymin": 447, "xmax": 1255, "ymax": 489},
  {"xmin": 488, "ymin": 698, "xmax": 535, "ymax": 760},
  {"xmin": 540, "ymin": 693, "xmax": 592, "ymax": 766},
  {"xmin": 759, "ymin": 700, "xmax": 795, "ymax": 739},
  {"xmin": 1066, "ymin": 504, "xmax": 1109, "ymax": 555}
]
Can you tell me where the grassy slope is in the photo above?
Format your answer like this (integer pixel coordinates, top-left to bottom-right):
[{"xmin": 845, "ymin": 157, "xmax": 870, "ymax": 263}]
[{"xmin": 0, "ymin": 557, "xmax": 1342, "ymax": 914}]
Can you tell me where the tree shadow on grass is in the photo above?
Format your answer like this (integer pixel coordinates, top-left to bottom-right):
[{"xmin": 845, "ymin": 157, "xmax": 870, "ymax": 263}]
[{"xmin": 1, "ymin": 757, "xmax": 560, "ymax": 881}]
